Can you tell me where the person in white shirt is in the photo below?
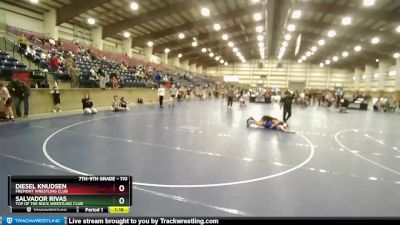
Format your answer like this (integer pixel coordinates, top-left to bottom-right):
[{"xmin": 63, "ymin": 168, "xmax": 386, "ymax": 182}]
[
  {"xmin": 0, "ymin": 83, "xmax": 15, "ymax": 121},
  {"xmin": 158, "ymin": 84, "xmax": 166, "ymax": 108}
]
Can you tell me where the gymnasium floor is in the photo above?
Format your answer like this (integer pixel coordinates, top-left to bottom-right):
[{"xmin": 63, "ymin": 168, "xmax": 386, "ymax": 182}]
[{"xmin": 1, "ymin": 99, "xmax": 400, "ymax": 217}]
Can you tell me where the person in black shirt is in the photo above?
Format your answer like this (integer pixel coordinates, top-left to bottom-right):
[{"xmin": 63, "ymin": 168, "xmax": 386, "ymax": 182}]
[
  {"xmin": 50, "ymin": 86, "xmax": 61, "ymax": 112},
  {"xmin": 280, "ymin": 91, "xmax": 294, "ymax": 123},
  {"xmin": 7, "ymin": 78, "xmax": 25, "ymax": 118},
  {"xmin": 22, "ymin": 82, "xmax": 30, "ymax": 117},
  {"xmin": 82, "ymin": 93, "xmax": 97, "ymax": 114}
]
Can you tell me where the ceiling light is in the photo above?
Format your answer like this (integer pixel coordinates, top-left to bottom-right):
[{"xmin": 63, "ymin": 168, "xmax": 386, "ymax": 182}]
[
  {"xmin": 354, "ymin": 45, "xmax": 362, "ymax": 52},
  {"xmin": 87, "ymin": 18, "xmax": 96, "ymax": 25},
  {"xmin": 201, "ymin": 48, "xmax": 207, "ymax": 53},
  {"xmin": 224, "ymin": 62, "xmax": 228, "ymax": 66},
  {"xmin": 320, "ymin": 63, "xmax": 324, "ymax": 68},
  {"xmin": 363, "ymin": 0, "xmax": 375, "ymax": 7},
  {"xmin": 228, "ymin": 42, "xmax": 234, "ymax": 47},
  {"xmin": 282, "ymin": 41, "xmax": 288, "ymax": 47},
  {"xmin": 130, "ymin": 2, "xmax": 139, "ymax": 10},
  {"xmin": 353, "ymin": 76, "xmax": 356, "ymax": 81},
  {"xmin": 388, "ymin": 71, "xmax": 397, "ymax": 76},
  {"xmin": 306, "ymin": 51, "xmax": 311, "ymax": 57},
  {"xmin": 30, "ymin": 0, "xmax": 39, "ymax": 3},
  {"xmin": 327, "ymin": 30, "xmax": 336, "ymax": 38},
  {"xmin": 256, "ymin": 26, "xmax": 264, "ymax": 33},
  {"xmin": 213, "ymin": 23, "xmax": 221, "ymax": 31},
  {"xmin": 164, "ymin": 48, "xmax": 170, "ymax": 54},
  {"xmin": 311, "ymin": 46, "xmax": 318, "ymax": 52},
  {"xmin": 178, "ymin": 53, "xmax": 182, "ymax": 58},
  {"xmin": 147, "ymin": 41, "xmax": 153, "ymax": 47},
  {"xmin": 373, "ymin": 73, "xmax": 380, "ymax": 79},
  {"xmin": 258, "ymin": 42, "xmax": 264, "ymax": 48},
  {"xmin": 253, "ymin": 12, "xmax": 262, "ymax": 21},
  {"xmin": 396, "ymin": 25, "xmax": 400, "ymax": 33},
  {"xmin": 325, "ymin": 60, "xmax": 331, "ymax": 65},
  {"xmin": 209, "ymin": 52, "xmax": 214, "ymax": 57},
  {"xmin": 123, "ymin": 31, "xmax": 130, "ymax": 38},
  {"xmin": 301, "ymin": 56, "xmax": 306, "ymax": 60},
  {"xmin": 284, "ymin": 34, "xmax": 292, "ymax": 41},
  {"xmin": 257, "ymin": 35, "xmax": 264, "ymax": 41},
  {"xmin": 394, "ymin": 52, "xmax": 400, "ymax": 59},
  {"xmin": 192, "ymin": 41, "xmax": 198, "ymax": 47},
  {"xmin": 362, "ymin": 74, "xmax": 367, "ymax": 80},
  {"xmin": 236, "ymin": 52, "xmax": 242, "ymax": 57},
  {"xmin": 233, "ymin": 47, "xmax": 238, "ymax": 53},
  {"xmin": 292, "ymin": 10, "xmax": 302, "ymax": 19},
  {"xmin": 201, "ymin": 7, "xmax": 210, "ymax": 17},
  {"xmin": 342, "ymin": 51, "xmax": 349, "ymax": 57},
  {"xmin": 215, "ymin": 56, "xmax": 220, "ymax": 61},
  {"xmin": 178, "ymin": 33, "xmax": 185, "ymax": 39},
  {"xmin": 220, "ymin": 59, "xmax": 225, "ymax": 64},
  {"xmin": 342, "ymin": 17, "xmax": 352, "ymax": 26},
  {"xmin": 318, "ymin": 39, "xmax": 325, "ymax": 46},
  {"xmin": 376, "ymin": 58, "xmax": 380, "ymax": 63},
  {"xmin": 287, "ymin": 24, "xmax": 296, "ymax": 32},
  {"xmin": 222, "ymin": 34, "xmax": 229, "ymax": 40},
  {"xmin": 298, "ymin": 59, "xmax": 303, "ymax": 63},
  {"xmin": 332, "ymin": 56, "xmax": 339, "ymax": 62},
  {"xmin": 371, "ymin": 37, "xmax": 380, "ymax": 44}
]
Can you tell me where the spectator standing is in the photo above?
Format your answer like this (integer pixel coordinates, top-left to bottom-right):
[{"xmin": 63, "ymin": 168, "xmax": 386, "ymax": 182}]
[
  {"xmin": 22, "ymin": 82, "xmax": 30, "ymax": 117},
  {"xmin": 110, "ymin": 70, "xmax": 118, "ymax": 89},
  {"xmin": 155, "ymin": 71, "xmax": 161, "ymax": 83},
  {"xmin": 64, "ymin": 55, "xmax": 74, "ymax": 75},
  {"xmin": 158, "ymin": 84, "xmax": 166, "ymax": 108},
  {"xmin": 18, "ymin": 34, "xmax": 28, "ymax": 51},
  {"xmin": 98, "ymin": 64, "xmax": 106, "ymax": 89},
  {"xmin": 227, "ymin": 85, "xmax": 235, "ymax": 108},
  {"xmin": 70, "ymin": 61, "xmax": 80, "ymax": 88},
  {"xmin": 169, "ymin": 84, "xmax": 178, "ymax": 108},
  {"xmin": 7, "ymin": 78, "xmax": 25, "ymax": 118},
  {"xmin": 0, "ymin": 83, "xmax": 15, "ymax": 121},
  {"xmin": 49, "ymin": 54, "xmax": 59, "ymax": 83},
  {"xmin": 50, "ymin": 86, "xmax": 61, "ymax": 113},
  {"xmin": 49, "ymin": 54, "xmax": 59, "ymax": 72}
]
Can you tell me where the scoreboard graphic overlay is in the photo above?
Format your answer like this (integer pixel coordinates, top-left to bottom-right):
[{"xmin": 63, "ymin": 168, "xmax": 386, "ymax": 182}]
[{"xmin": 8, "ymin": 176, "xmax": 132, "ymax": 214}]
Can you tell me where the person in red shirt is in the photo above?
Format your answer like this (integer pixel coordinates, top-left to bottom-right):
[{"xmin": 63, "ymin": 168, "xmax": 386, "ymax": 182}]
[
  {"xmin": 49, "ymin": 54, "xmax": 59, "ymax": 72},
  {"xmin": 49, "ymin": 54, "xmax": 60, "ymax": 83}
]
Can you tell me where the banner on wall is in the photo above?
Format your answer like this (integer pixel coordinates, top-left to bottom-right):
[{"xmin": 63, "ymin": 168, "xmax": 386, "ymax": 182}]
[
  {"xmin": 223, "ymin": 76, "xmax": 240, "ymax": 82},
  {"xmin": 295, "ymin": 33, "xmax": 302, "ymax": 56}
]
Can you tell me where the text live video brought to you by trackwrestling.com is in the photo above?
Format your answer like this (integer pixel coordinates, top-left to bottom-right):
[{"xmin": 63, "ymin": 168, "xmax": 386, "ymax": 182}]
[{"xmin": 1, "ymin": 217, "xmax": 223, "ymax": 225}]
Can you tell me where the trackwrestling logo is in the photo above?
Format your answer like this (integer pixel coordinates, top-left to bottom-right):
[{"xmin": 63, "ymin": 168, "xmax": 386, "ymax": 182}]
[{"xmin": 2, "ymin": 216, "xmax": 64, "ymax": 225}]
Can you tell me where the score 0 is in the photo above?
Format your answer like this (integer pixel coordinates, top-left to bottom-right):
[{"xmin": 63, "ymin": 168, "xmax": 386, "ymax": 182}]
[{"xmin": 117, "ymin": 184, "xmax": 127, "ymax": 205}]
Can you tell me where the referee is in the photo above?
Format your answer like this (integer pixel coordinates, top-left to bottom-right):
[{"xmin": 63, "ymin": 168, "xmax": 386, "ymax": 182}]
[{"xmin": 280, "ymin": 91, "xmax": 294, "ymax": 123}]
